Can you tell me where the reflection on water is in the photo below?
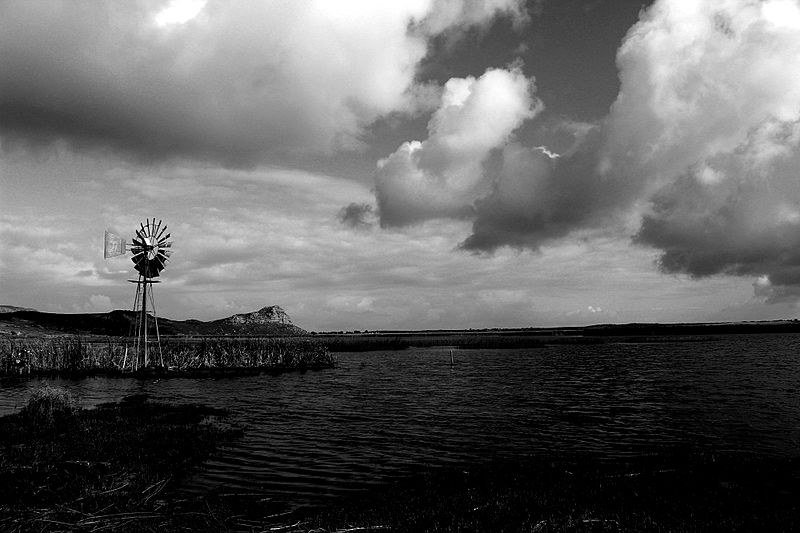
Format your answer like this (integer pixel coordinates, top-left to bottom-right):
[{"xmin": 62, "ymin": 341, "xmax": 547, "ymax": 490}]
[{"xmin": 2, "ymin": 334, "xmax": 799, "ymax": 509}]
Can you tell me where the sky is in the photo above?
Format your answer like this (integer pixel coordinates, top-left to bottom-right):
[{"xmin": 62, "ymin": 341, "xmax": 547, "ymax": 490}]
[{"xmin": 3, "ymin": 0, "xmax": 800, "ymax": 331}]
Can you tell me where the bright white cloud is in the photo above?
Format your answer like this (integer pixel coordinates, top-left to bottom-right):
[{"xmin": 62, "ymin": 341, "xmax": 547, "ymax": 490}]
[
  {"xmin": 155, "ymin": 0, "xmax": 207, "ymax": 27},
  {"xmin": 611, "ymin": 0, "xmax": 800, "ymax": 301},
  {"xmin": 371, "ymin": 0, "xmax": 800, "ymax": 308},
  {"xmin": 0, "ymin": 0, "xmax": 526, "ymax": 164},
  {"xmin": 375, "ymin": 66, "xmax": 540, "ymax": 226},
  {"xmin": 467, "ymin": 0, "xmax": 800, "ymax": 254}
]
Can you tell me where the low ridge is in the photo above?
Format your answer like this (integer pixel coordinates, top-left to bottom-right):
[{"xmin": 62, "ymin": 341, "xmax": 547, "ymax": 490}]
[{"xmin": 0, "ymin": 306, "xmax": 306, "ymax": 337}]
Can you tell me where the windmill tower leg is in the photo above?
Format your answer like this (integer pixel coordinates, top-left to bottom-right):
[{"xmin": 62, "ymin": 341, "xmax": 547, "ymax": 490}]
[
  {"xmin": 148, "ymin": 285, "xmax": 165, "ymax": 367},
  {"xmin": 130, "ymin": 276, "xmax": 143, "ymax": 372},
  {"xmin": 141, "ymin": 275, "xmax": 149, "ymax": 369}
]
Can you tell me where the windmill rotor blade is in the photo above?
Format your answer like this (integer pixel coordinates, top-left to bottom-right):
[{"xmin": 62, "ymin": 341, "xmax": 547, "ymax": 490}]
[{"xmin": 127, "ymin": 219, "xmax": 173, "ymax": 280}]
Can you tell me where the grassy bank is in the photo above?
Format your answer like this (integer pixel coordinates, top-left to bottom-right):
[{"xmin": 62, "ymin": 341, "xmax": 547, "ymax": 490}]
[
  {"xmin": 0, "ymin": 336, "xmax": 335, "ymax": 376},
  {"xmin": 0, "ymin": 387, "xmax": 242, "ymax": 531}
]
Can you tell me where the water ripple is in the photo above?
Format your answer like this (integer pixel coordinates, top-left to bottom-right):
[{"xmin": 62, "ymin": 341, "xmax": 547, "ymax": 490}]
[{"xmin": 2, "ymin": 334, "xmax": 799, "ymax": 507}]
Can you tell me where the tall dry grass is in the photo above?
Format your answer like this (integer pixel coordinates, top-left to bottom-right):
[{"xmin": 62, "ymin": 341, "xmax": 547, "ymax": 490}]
[{"xmin": 0, "ymin": 337, "xmax": 334, "ymax": 375}]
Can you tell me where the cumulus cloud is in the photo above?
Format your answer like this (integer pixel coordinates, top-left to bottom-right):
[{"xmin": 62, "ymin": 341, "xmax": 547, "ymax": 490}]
[
  {"xmin": 375, "ymin": 66, "xmax": 540, "ymax": 226},
  {"xmin": 0, "ymin": 0, "xmax": 526, "ymax": 164},
  {"xmin": 421, "ymin": 0, "xmax": 530, "ymax": 35},
  {"xmin": 462, "ymin": 123, "xmax": 609, "ymax": 251},
  {"xmin": 373, "ymin": 0, "xmax": 800, "ymax": 303},
  {"xmin": 467, "ymin": 0, "xmax": 800, "ymax": 252},
  {"xmin": 620, "ymin": 0, "xmax": 800, "ymax": 299}
]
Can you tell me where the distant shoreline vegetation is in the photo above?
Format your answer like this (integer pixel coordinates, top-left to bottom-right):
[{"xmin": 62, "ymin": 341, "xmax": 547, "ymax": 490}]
[
  {"xmin": 4, "ymin": 319, "xmax": 800, "ymax": 376},
  {"xmin": 313, "ymin": 320, "xmax": 800, "ymax": 351},
  {"xmin": 1, "ymin": 337, "xmax": 335, "ymax": 377}
]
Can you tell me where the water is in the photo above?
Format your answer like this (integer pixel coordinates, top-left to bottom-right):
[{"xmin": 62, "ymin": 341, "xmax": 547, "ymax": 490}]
[{"xmin": 2, "ymin": 334, "xmax": 799, "ymax": 511}]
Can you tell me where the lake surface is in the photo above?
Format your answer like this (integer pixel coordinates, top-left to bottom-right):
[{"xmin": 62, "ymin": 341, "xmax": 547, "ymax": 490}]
[{"xmin": 2, "ymin": 334, "xmax": 799, "ymax": 513}]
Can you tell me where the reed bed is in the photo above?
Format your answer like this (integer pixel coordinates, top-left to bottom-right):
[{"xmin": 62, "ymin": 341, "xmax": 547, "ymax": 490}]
[{"xmin": 0, "ymin": 337, "xmax": 335, "ymax": 376}]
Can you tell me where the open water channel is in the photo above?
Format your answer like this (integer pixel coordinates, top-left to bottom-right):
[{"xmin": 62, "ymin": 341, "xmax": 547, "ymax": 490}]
[{"xmin": 2, "ymin": 334, "xmax": 799, "ymax": 514}]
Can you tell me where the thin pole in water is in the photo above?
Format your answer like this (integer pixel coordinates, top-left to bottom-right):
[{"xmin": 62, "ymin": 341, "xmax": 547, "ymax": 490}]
[{"xmin": 450, "ymin": 349, "xmax": 455, "ymax": 366}]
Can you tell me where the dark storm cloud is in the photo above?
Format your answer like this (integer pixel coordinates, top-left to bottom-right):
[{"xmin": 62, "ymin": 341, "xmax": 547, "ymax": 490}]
[
  {"xmin": 635, "ymin": 176, "xmax": 800, "ymax": 278},
  {"xmin": 634, "ymin": 167, "xmax": 800, "ymax": 302},
  {"xmin": 0, "ymin": 0, "xmax": 527, "ymax": 164},
  {"xmin": 461, "ymin": 127, "xmax": 628, "ymax": 252},
  {"xmin": 338, "ymin": 203, "xmax": 375, "ymax": 229}
]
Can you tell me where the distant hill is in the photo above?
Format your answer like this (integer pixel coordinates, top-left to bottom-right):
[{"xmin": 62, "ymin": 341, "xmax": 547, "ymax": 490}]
[
  {"xmin": 0, "ymin": 305, "xmax": 36, "ymax": 314},
  {"xmin": 0, "ymin": 305, "xmax": 306, "ymax": 337}
]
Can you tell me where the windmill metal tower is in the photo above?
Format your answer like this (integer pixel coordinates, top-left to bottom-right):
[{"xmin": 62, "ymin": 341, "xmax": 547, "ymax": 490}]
[{"xmin": 104, "ymin": 219, "xmax": 173, "ymax": 370}]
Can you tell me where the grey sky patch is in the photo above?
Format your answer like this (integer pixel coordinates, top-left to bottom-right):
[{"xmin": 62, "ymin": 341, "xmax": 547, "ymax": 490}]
[{"xmin": 7, "ymin": 0, "xmax": 800, "ymax": 329}]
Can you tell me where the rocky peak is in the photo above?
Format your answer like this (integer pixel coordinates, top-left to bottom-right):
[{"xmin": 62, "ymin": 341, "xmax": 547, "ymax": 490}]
[{"xmin": 225, "ymin": 305, "xmax": 291, "ymax": 326}]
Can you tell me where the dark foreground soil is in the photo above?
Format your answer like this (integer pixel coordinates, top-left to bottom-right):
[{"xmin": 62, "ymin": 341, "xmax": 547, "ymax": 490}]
[
  {"xmin": 2, "ymin": 396, "xmax": 798, "ymax": 532},
  {"xmin": 0, "ymin": 394, "xmax": 242, "ymax": 531},
  {"xmin": 305, "ymin": 454, "xmax": 800, "ymax": 532}
]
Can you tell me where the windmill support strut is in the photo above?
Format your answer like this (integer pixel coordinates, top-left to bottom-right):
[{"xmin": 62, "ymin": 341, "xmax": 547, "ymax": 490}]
[{"xmin": 110, "ymin": 218, "xmax": 172, "ymax": 372}]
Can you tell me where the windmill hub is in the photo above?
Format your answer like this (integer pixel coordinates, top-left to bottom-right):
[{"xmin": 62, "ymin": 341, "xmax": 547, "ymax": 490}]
[{"xmin": 131, "ymin": 220, "xmax": 172, "ymax": 279}]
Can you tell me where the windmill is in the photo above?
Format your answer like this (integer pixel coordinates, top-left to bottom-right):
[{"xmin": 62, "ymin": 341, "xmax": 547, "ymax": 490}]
[{"xmin": 104, "ymin": 219, "xmax": 173, "ymax": 370}]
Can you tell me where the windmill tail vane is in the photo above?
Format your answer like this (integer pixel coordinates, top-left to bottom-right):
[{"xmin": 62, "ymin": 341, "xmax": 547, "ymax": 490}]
[
  {"xmin": 103, "ymin": 219, "xmax": 173, "ymax": 371},
  {"xmin": 103, "ymin": 230, "xmax": 127, "ymax": 259}
]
